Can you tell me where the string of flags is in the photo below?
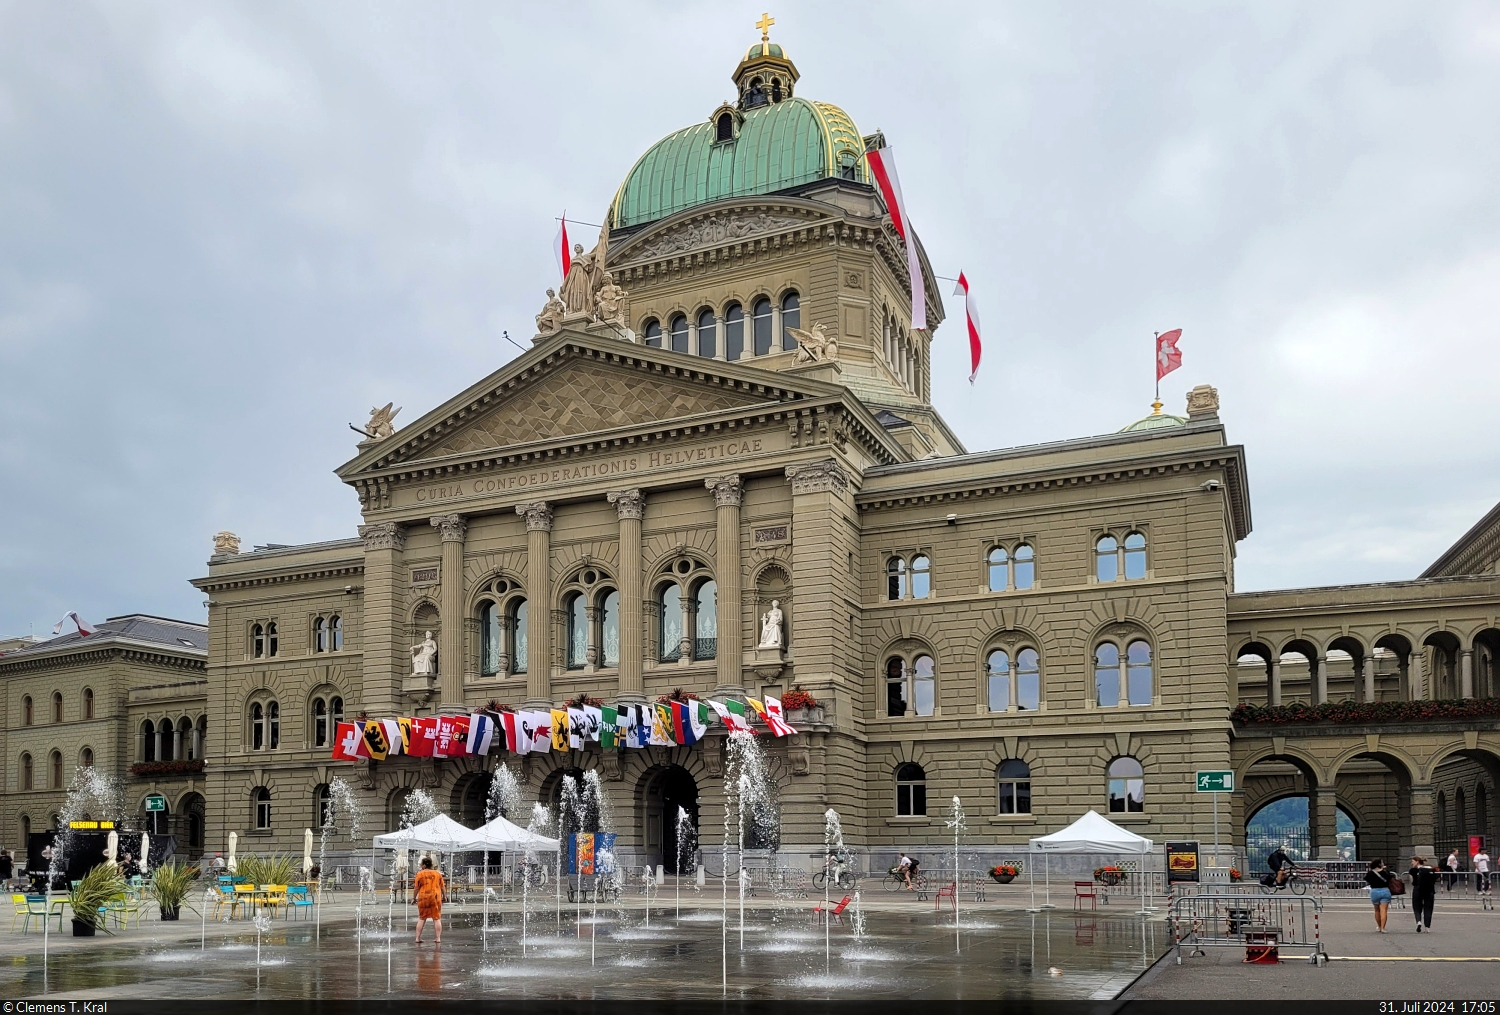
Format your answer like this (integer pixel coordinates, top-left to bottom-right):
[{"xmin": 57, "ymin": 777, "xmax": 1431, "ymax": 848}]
[{"xmin": 331, "ymin": 696, "xmax": 798, "ymax": 763}]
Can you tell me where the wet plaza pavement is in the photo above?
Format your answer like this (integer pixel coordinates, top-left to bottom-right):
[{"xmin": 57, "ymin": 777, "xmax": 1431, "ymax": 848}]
[{"xmin": 1, "ymin": 895, "xmax": 1167, "ymax": 1000}]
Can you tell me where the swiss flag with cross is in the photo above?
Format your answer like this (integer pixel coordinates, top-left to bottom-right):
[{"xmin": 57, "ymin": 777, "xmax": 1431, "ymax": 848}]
[{"xmin": 1156, "ymin": 329, "xmax": 1183, "ymax": 381}]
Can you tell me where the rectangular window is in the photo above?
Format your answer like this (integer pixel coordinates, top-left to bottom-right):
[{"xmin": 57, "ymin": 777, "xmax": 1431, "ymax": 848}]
[
  {"xmin": 1108, "ymin": 777, "xmax": 1144, "ymax": 813},
  {"xmin": 886, "ymin": 676, "xmax": 907, "ymax": 718},
  {"xmin": 896, "ymin": 783, "xmax": 926, "ymax": 816},
  {"xmin": 999, "ymin": 781, "xmax": 1031, "ymax": 814},
  {"xmin": 987, "ymin": 671, "xmax": 1010, "ymax": 712}
]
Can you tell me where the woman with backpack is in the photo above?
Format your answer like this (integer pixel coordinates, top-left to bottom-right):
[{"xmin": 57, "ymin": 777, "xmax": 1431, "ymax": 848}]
[
  {"xmin": 1408, "ymin": 856, "xmax": 1439, "ymax": 932},
  {"xmin": 1365, "ymin": 859, "xmax": 1394, "ymax": 932}
]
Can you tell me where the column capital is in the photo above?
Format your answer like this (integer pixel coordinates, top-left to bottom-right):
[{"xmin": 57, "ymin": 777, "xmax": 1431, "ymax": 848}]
[
  {"xmin": 608, "ymin": 489, "xmax": 645, "ymax": 520},
  {"xmin": 359, "ymin": 522, "xmax": 406, "ymax": 552},
  {"xmin": 705, "ymin": 474, "xmax": 743, "ymax": 508},
  {"xmin": 786, "ymin": 459, "xmax": 850, "ymax": 495},
  {"xmin": 516, "ymin": 502, "xmax": 554, "ymax": 532},
  {"xmin": 429, "ymin": 513, "xmax": 467, "ymax": 542}
]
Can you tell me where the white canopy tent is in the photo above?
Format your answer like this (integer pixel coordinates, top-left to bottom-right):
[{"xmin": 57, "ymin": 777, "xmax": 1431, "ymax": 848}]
[
  {"xmin": 373, "ymin": 813, "xmax": 494, "ymax": 852},
  {"xmin": 1027, "ymin": 810, "xmax": 1155, "ymax": 913},
  {"xmin": 474, "ymin": 814, "xmax": 559, "ymax": 853}
]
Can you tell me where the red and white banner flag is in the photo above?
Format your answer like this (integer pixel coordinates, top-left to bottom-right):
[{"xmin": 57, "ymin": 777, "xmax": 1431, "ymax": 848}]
[
  {"xmin": 953, "ymin": 273, "xmax": 982, "ymax": 383},
  {"xmin": 331, "ymin": 721, "xmax": 368, "ymax": 762},
  {"xmin": 864, "ymin": 146, "xmax": 926, "ymax": 332},
  {"xmin": 52, "ymin": 612, "xmax": 96, "ymax": 637},
  {"xmin": 553, "ymin": 214, "xmax": 571, "ymax": 282},
  {"xmin": 1156, "ymin": 329, "xmax": 1183, "ymax": 381}
]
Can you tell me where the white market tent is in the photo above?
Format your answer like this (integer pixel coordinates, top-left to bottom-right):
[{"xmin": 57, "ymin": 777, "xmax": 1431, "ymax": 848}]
[
  {"xmin": 1026, "ymin": 810, "xmax": 1155, "ymax": 913},
  {"xmin": 474, "ymin": 814, "xmax": 559, "ymax": 853},
  {"xmin": 373, "ymin": 813, "xmax": 494, "ymax": 852}
]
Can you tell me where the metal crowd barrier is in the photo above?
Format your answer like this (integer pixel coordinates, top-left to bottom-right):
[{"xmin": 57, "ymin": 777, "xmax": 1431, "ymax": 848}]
[{"xmin": 1171, "ymin": 891, "xmax": 1325, "ymax": 966}]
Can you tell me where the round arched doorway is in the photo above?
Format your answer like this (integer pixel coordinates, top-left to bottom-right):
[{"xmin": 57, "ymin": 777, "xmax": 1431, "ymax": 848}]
[{"xmin": 643, "ymin": 766, "xmax": 699, "ymax": 874}]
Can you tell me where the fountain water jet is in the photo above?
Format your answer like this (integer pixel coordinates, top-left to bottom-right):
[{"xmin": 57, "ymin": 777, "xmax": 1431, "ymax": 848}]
[
  {"xmin": 946, "ymin": 796, "xmax": 966, "ymax": 953},
  {"xmin": 524, "ymin": 803, "xmax": 550, "ymax": 957},
  {"xmin": 481, "ymin": 764, "xmax": 524, "ymax": 950},
  {"xmin": 318, "ymin": 778, "xmax": 365, "ymax": 943},
  {"xmin": 45, "ymin": 767, "xmax": 125, "ymax": 989},
  {"xmin": 823, "ymin": 808, "xmax": 846, "ymax": 978}
]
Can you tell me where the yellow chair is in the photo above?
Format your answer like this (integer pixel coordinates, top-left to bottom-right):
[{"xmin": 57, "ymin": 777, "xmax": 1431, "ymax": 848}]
[
  {"xmin": 107, "ymin": 891, "xmax": 143, "ymax": 929},
  {"xmin": 261, "ymin": 885, "xmax": 288, "ymax": 918},
  {"xmin": 211, "ymin": 884, "xmax": 238, "ymax": 921},
  {"xmin": 10, "ymin": 894, "xmax": 28, "ymax": 932},
  {"xmin": 232, "ymin": 883, "xmax": 257, "ymax": 919}
]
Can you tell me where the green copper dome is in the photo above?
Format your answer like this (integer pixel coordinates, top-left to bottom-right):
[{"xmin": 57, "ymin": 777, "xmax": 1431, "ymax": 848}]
[
  {"xmin": 610, "ymin": 96, "xmax": 868, "ymax": 229},
  {"xmin": 745, "ymin": 41, "xmax": 784, "ymax": 60},
  {"xmin": 1119, "ymin": 410, "xmax": 1188, "ymax": 433}
]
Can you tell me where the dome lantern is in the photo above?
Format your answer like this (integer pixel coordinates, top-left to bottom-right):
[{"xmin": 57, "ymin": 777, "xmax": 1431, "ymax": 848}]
[{"xmin": 734, "ymin": 13, "xmax": 799, "ymax": 110}]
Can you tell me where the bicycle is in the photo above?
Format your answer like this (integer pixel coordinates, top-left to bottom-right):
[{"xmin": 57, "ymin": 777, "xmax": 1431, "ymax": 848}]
[
  {"xmin": 882, "ymin": 867, "xmax": 921, "ymax": 892},
  {"xmin": 1257, "ymin": 870, "xmax": 1308, "ymax": 896},
  {"xmin": 812, "ymin": 868, "xmax": 857, "ymax": 891}
]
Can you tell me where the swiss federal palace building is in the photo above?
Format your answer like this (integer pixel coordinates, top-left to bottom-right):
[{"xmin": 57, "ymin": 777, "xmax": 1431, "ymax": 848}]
[{"xmin": 5, "ymin": 31, "xmax": 1500, "ymax": 872}]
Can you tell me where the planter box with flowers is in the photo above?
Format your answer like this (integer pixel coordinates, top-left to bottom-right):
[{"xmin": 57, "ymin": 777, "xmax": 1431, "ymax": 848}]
[
  {"xmin": 1229, "ymin": 868, "xmax": 1243, "ymax": 882},
  {"xmin": 1094, "ymin": 866, "xmax": 1127, "ymax": 887},
  {"xmin": 129, "ymin": 759, "xmax": 204, "ymax": 779},
  {"xmin": 1231, "ymin": 697, "xmax": 1500, "ymax": 727},
  {"xmin": 781, "ymin": 688, "xmax": 823, "ymax": 724},
  {"xmin": 988, "ymin": 864, "xmax": 1019, "ymax": 884}
]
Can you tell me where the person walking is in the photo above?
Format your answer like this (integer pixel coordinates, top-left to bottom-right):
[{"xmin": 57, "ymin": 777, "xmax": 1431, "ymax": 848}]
[
  {"xmin": 1408, "ymin": 856, "xmax": 1438, "ymax": 931},
  {"xmin": 1473, "ymin": 846, "xmax": 1491, "ymax": 897},
  {"xmin": 1444, "ymin": 848, "xmax": 1462, "ymax": 891},
  {"xmin": 1365, "ymin": 859, "xmax": 1394, "ymax": 932},
  {"xmin": 0, "ymin": 849, "xmax": 13, "ymax": 882},
  {"xmin": 209, "ymin": 853, "xmax": 226, "ymax": 874},
  {"xmin": 413, "ymin": 856, "xmax": 445, "ymax": 944}
]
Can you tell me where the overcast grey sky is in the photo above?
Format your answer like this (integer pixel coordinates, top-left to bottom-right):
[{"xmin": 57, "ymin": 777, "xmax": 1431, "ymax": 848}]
[{"xmin": 2, "ymin": 1, "xmax": 1498, "ymax": 636}]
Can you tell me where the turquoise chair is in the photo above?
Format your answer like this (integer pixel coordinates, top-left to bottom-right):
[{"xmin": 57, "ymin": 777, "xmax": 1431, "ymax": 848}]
[{"xmin": 287, "ymin": 885, "xmax": 313, "ymax": 921}]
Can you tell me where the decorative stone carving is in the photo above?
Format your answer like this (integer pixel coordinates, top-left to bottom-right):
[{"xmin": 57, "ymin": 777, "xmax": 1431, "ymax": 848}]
[
  {"xmin": 632, "ymin": 210, "xmax": 805, "ymax": 259},
  {"xmin": 429, "ymin": 514, "xmax": 467, "ymax": 543},
  {"xmin": 594, "ymin": 276, "xmax": 627, "ymax": 328},
  {"xmin": 599, "ymin": 752, "xmax": 623, "ymax": 782},
  {"xmin": 212, "ymin": 531, "xmax": 241, "ymax": 556},
  {"xmin": 410, "ymin": 631, "xmax": 438, "ymax": 676},
  {"xmin": 560, "ymin": 242, "xmax": 606, "ymax": 317},
  {"xmin": 359, "ymin": 522, "xmax": 406, "ymax": 552},
  {"xmin": 534, "ymin": 288, "xmax": 566, "ymax": 336},
  {"xmin": 702, "ymin": 737, "xmax": 723, "ymax": 777},
  {"xmin": 1186, "ymin": 384, "xmax": 1220, "ymax": 419},
  {"xmin": 789, "ymin": 323, "xmax": 838, "ymax": 364},
  {"xmin": 705, "ymin": 474, "xmax": 744, "ymax": 508},
  {"xmin": 516, "ymin": 502, "xmax": 554, "ymax": 532},
  {"xmin": 758, "ymin": 600, "xmax": 785, "ymax": 649},
  {"xmin": 786, "ymin": 459, "xmax": 850, "ymax": 495},
  {"xmin": 608, "ymin": 488, "xmax": 645, "ymax": 520},
  {"xmin": 361, "ymin": 402, "xmax": 401, "ymax": 441}
]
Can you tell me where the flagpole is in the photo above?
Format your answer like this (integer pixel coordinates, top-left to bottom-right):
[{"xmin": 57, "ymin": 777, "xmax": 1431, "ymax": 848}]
[{"xmin": 1153, "ymin": 332, "xmax": 1161, "ymax": 414}]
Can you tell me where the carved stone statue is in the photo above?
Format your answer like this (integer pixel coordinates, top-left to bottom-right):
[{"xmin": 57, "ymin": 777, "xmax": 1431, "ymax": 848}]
[
  {"xmin": 758, "ymin": 600, "xmax": 784, "ymax": 649},
  {"xmin": 410, "ymin": 630, "xmax": 438, "ymax": 676},
  {"xmin": 535, "ymin": 288, "xmax": 566, "ymax": 335},
  {"xmin": 789, "ymin": 323, "xmax": 837, "ymax": 364},
  {"xmin": 212, "ymin": 531, "xmax": 240, "ymax": 556},
  {"xmin": 365, "ymin": 402, "xmax": 401, "ymax": 439},
  {"xmin": 560, "ymin": 242, "xmax": 604, "ymax": 316},
  {"xmin": 594, "ymin": 275, "xmax": 627, "ymax": 327}
]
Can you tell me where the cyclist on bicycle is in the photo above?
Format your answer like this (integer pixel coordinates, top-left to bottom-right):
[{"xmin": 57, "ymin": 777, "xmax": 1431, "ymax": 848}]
[
  {"xmin": 897, "ymin": 852, "xmax": 919, "ymax": 891},
  {"xmin": 1266, "ymin": 844, "xmax": 1293, "ymax": 887}
]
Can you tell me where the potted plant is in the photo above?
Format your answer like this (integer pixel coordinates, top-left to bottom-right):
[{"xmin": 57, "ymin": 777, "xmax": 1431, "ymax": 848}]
[
  {"xmin": 1093, "ymin": 866, "xmax": 1127, "ymax": 887},
  {"xmin": 781, "ymin": 688, "xmax": 822, "ymax": 723},
  {"xmin": 68, "ymin": 862, "xmax": 126, "ymax": 936},
  {"xmin": 1229, "ymin": 868, "xmax": 1243, "ymax": 882},
  {"xmin": 989, "ymin": 864, "xmax": 1019, "ymax": 884},
  {"xmin": 148, "ymin": 861, "xmax": 200, "ymax": 920}
]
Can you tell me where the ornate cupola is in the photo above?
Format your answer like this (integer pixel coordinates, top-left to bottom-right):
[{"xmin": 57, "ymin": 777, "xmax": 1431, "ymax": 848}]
[{"xmin": 734, "ymin": 13, "xmax": 799, "ymax": 110}]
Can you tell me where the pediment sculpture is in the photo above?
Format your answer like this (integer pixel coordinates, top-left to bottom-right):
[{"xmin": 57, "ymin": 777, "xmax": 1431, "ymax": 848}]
[
  {"xmin": 631, "ymin": 210, "xmax": 805, "ymax": 259},
  {"xmin": 535, "ymin": 288, "xmax": 566, "ymax": 335},
  {"xmin": 352, "ymin": 402, "xmax": 401, "ymax": 443},
  {"xmin": 789, "ymin": 323, "xmax": 838, "ymax": 364}
]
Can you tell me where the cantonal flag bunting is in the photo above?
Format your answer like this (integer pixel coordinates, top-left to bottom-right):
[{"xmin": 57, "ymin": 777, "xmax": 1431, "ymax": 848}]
[
  {"xmin": 600, "ymin": 705, "xmax": 620, "ymax": 749},
  {"xmin": 528, "ymin": 710, "xmax": 552, "ymax": 753},
  {"xmin": 584, "ymin": 705, "xmax": 602, "ymax": 742},
  {"xmin": 332, "ymin": 721, "xmax": 367, "ymax": 761},
  {"xmin": 567, "ymin": 706, "xmax": 586, "ymax": 749},
  {"xmin": 380, "ymin": 718, "xmax": 404, "ymax": 756},
  {"xmin": 408, "ymin": 716, "xmax": 438, "ymax": 757},
  {"xmin": 468, "ymin": 713, "xmax": 495, "ymax": 755},
  {"xmin": 395, "ymin": 717, "xmax": 414, "ymax": 755},
  {"xmin": 650, "ymin": 704, "xmax": 673, "ymax": 746},
  {"xmin": 711, "ymin": 699, "xmax": 751, "ymax": 734},
  {"xmin": 550, "ymin": 709, "xmax": 570, "ymax": 752},
  {"xmin": 362, "ymin": 719, "xmax": 391, "ymax": 761}
]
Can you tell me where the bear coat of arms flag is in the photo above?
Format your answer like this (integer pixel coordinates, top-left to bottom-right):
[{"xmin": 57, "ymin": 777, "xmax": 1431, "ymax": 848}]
[{"xmin": 362, "ymin": 720, "xmax": 391, "ymax": 761}]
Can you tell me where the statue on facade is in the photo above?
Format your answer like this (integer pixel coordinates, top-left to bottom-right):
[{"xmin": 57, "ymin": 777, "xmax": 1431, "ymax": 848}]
[
  {"xmin": 410, "ymin": 631, "xmax": 438, "ymax": 676},
  {"xmin": 560, "ymin": 242, "xmax": 605, "ymax": 316},
  {"xmin": 368, "ymin": 403, "xmax": 401, "ymax": 439},
  {"xmin": 535, "ymin": 288, "xmax": 566, "ymax": 335},
  {"xmin": 758, "ymin": 600, "xmax": 784, "ymax": 649},
  {"xmin": 594, "ymin": 275, "xmax": 627, "ymax": 328},
  {"xmin": 212, "ymin": 531, "xmax": 240, "ymax": 556},
  {"xmin": 789, "ymin": 323, "xmax": 837, "ymax": 364}
]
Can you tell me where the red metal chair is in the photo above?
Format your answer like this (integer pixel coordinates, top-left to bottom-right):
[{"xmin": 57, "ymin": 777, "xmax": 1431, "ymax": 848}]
[
  {"xmin": 812, "ymin": 894, "xmax": 852, "ymax": 924},
  {"xmin": 1073, "ymin": 880, "xmax": 1097, "ymax": 910}
]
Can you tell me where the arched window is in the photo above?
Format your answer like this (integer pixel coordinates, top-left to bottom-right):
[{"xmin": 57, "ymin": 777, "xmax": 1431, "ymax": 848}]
[
  {"xmin": 566, "ymin": 592, "xmax": 587, "ymax": 669},
  {"xmin": 52, "ymin": 692, "xmax": 62, "ymax": 723},
  {"xmin": 1095, "ymin": 643, "xmax": 1121, "ymax": 707},
  {"xmin": 480, "ymin": 600, "xmax": 501, "ymax": 675},
  {"xmin": 1437, "ymin": 791, "xmax": 1448, "ymax": 834},
  {"xmin": 1014, "ymin": 544, "xmax": 1035, "ymax": 590},
  {"xmin": 715, "ymin": 112, "xmax": 734, "ymax": 142},
  {"xmin": 314, "ymin": 699, "xmax": 329, "ymax": 747},
  {"xmin": 141, "ymin": 719, "xmax": 156, "ymax": 761},
  {"xmin": 251, "ymin": 703, "xmax": 265, "ymax": 751},
  {"xmin": 314, "ymin": 616, "xmax": 327, "ymax": 652},
  {"xmin": 22, "ymin": 695, "xmax": 32, "ymax": 726},
  {"xmin": 896, "ymin": 763, "xmax": 926, "ymax": 816},
  {"xmin": 83, "ymin": 688, "xmax": 94, "ymax": 721},
  {"xmin": 1017, "ymin": 648, "xmax": 1041, "ymax": 710},
  {"xmin": 911, "ymin": 655, "xmax": 936, "ymax": 716},
  {"xmin": 885, "ymin": 657, "xmax": 909, "ymax": 717},
  {"xmin": 315, "ymin": 784, "xmax": 332, "ymax": 828},
  {"xmin": 20, "ymin": 753, "xmax": 33, "ymax": 791},
  {"xmin": 21, "ymin": 815, "xmax": 30, "ymax": 840},
  {"xmin": 80, "ymin": 747, "xmax": 93, "ymax": 768},
  {"xmin": 694, "ymin": 580, "xmax": 717, "ymax": 660},
  {"xmin": 910, "ymin": 554, "xmax": 931, "ymax": 599},
  {"xmin": 600, "ymin": 589, "xmax": 620, "ymax": 667},
  {"xmin": 50, "ymin": 750, "xmax": 63, "ymax": 789},
  {"xmin": 987, "ymin": 650, "xmax": 1011, "ymax": 712},
  {"xmin": 252, "ymin": 624, "xmax": 265, "ymax": 658},
  {"xmin": 780, "ymin": 291, "xmax": 801, "ymax": 350},
  {"xmin": 158, "ymin": 717, "xmax": 173, "ymax": 761},
  {"xmin": 266, "ymin": 622, "xmax": 278, "ymax": 657},
  {"xmin": 997, "ymin": 759, "xmax": 1031, "ymax": 814},
  {"xmin": 1124, "ymin": 532, "xmax": 1147, "ymax": 580},
  {"xmin": 669, "ymin": 313, "xmax": 689, "ymax": 354},
  {"xmin": 659, "ymin": 584, "xmax": 684, "ymax": 662},
  {"xmin": 1457, "ymin": 787, "xmax": 1467, "ymax": 835},
  {"xmin": 197, "ymin": 714, "xmax": 208, "ymax": 757},
  {"xmin": 752, "ymin": 297, "xmax": 773, "ymax": 356},
  {"xmin": 886, "ymin": 557, "xmax": 907, "ymax": 601},
  {"xmin": 987, "ymin": 547, "xmax": 1009, "ymax": 592},
  {"xmin": 1126, "ymin": 640, "xmax": 1153, "ymax": 706},
  {"xmin": 329, "ymin": 615, "xmax": 342, "ymax": 650},
  {"xmin": 330, "ymin": 697, "xmax": 343, "ymax": 727},
  {"xmin": 724, "ymin": 303, "xmax": 744, "ymax": 361},
  {"xmin": 1095, "ymin": 536, "xmax": 1119, "ymax": 582},
  {"xmin": 1108, "ymin": 757, "xmax": 1145, "ymax": 813},
  {"xmin": 254, "ymin": 787, "xmax": 272, "ymax": 830},
  {"xmin": 643, "ymin": 319, "xmax": 662, "ymax": 348},
  {"xmin": 511, "ymin": 599, "xmax": 529, "ymax": 674},
  {"xmin": 269, "ymin": 701, "xmax": 280, "ymax": 749},
  {"xmin": 696, "ymin": 308, "xmax": 717, "ymax": 358}
]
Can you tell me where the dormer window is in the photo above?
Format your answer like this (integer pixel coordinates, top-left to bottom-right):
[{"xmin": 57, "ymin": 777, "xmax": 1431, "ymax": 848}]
[
  {"xmin": 716, "ymin": 113, "xmax": 734, "ymax": 143},
  {"xmin": 745, "ymin": 77, "xmax": 767, "ymax": 108}
]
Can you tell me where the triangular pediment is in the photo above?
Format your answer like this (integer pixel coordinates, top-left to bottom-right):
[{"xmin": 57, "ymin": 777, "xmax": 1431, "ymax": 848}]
[{"xmin": 338, "ymin": 329, "xmax": 851, "ymax": 477}]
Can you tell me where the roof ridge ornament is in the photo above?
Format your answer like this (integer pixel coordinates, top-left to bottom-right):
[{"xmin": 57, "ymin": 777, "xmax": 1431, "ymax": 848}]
[{"xmin": 757, "ymin": 12, "xmax": 774, "ymax": 42}]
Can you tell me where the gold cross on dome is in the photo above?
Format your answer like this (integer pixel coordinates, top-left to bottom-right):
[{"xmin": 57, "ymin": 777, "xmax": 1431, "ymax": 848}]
[{"xmin": 756, "ymin": 12, "xmax": 775, "ymax": 41}]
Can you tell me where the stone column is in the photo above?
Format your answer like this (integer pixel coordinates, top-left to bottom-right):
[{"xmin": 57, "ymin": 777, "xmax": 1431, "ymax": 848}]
[
  {"xmin": 358, "ymin": 521, "xmax": 407, "ymax": 714},
  {"xmin": 608, "ymin": 489, "xmax": 645, "ymax": 701},
  {"xmin": 1008, "ymin": 657, "xmax": 1019, "ymax": 711},
  {"xmin": 712, "ymin": 314, "xmax": 726, "ymax": 362},
  {"xmin": 1461, "ymin": 648, "xmax": 1474, "ymax": 699},
  {"xmin": 172, "ymin": 727, "xmax": 183, "ymax": 761},
  {"xmin": 430, "ymin": 513, "xmax": 468, "ymax": 713},
  {"xmin": 1315, "ymin": 656, "xmax": 1328, "ymax": 705},
  {"xmin": 1409, "ymin": 647, "xmax": 1425, "ymax": 701},
  {"xmin": 516, "ymin": 502, "xmax": 554, "ymax": 706},
  {"xmin": 1408, "ymin": 785, "xmax": 1436, "ymax": 859},
  {"xmin": 1270, "ymin": 659, "xmax": 1282, "ymax": 706},
  {"xmin": 1362, "ymin": 653, "xmax": 1376, "ymax": 703},
  {"xmin": 706, "ymin": 475, "xmax": 744, "ymax": 697},
  {"xmin": 192, "ymin": 725, "xmax": 202, "ymax": 761},
  {"xmin": 1312, "ymin": 786, "xmax": 1340, "ymax": 859}
]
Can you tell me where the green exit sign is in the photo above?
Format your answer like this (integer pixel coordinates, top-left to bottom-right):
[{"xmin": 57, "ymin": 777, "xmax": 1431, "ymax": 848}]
[
  {"xmin": 1196, "ymin": 771, "xmax": 1234, "ymax": 793},
  {"xmin": 144, "ymin": 795, "xmax": 167, "ymax": 812}
]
